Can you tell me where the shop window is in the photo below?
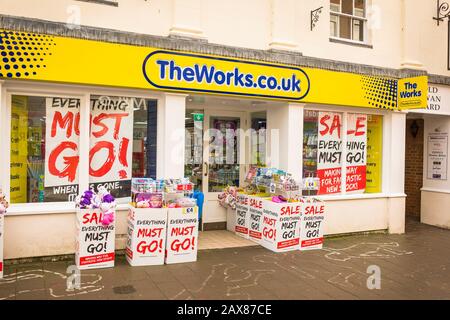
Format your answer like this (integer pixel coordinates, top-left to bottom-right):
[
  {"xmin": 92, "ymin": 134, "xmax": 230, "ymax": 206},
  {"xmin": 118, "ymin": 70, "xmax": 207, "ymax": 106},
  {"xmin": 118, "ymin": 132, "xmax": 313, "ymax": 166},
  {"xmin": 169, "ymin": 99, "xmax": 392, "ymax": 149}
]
[
  {"xmin": 89, "ymin": 95, "xmax": 156, "ymax": 199},
  {"xmin": 302, "ymin": 110, "xmax": 383, "ymax": 195},
  {"xmin": 330, "ymin": 0, "xmax": 367, "ymax": 43},
  {"xmin": 185, "ymin": 109, "xmax": 204, "ymax": 191},
  {"xmin": 10, "ymin": 95, "xmax": 80, "ymax": 203}
]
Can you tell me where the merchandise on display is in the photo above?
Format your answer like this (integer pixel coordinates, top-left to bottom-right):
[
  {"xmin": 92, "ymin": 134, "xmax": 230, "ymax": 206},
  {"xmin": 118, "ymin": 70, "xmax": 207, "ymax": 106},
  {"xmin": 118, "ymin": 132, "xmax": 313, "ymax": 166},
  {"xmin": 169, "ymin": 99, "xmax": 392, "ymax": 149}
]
[
  {"xmin": 220, "ymin": 165, "xmax": 326, "ymax": 253},
  {"xmin": 75, "ymin": 186, "xmax": 116, "ymax": 226},
  {"xmin": 131, "ymin": 178, "xmax": 196, "ymax": 209},
  {"xmin": 0, "ymin": 189, "xmax": 9, "ymax": 215}
]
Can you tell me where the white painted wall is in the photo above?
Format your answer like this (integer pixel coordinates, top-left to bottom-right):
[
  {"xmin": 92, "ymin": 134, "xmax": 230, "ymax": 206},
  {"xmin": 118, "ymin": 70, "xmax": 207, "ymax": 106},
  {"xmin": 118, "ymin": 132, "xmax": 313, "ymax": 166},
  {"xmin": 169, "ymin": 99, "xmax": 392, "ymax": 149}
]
[
  {"xmin": 1, "ymin": 0, "xmax": 446, "ymax": 73},
  {"xmin": 420, "ymin": 115, "xmax": 450, "ymax": 229}
]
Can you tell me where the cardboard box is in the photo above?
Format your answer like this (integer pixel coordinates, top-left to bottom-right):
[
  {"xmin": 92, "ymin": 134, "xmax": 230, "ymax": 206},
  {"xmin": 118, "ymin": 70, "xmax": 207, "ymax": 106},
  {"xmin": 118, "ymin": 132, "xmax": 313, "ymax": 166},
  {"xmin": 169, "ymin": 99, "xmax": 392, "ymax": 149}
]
[
  {"xmin": 0, "ymin": 215, "xmax": 4, "ymax": 279},
  {"xmin": 261, "ymin": 199, "xmax": 302, "ymax": 252},
  {"xmin": 247, "ymin": 195, "xmax": 264, "ymax": 243},
  {"xmin": 235, "ymin": 193, "xmax": 250, "ymax": 239},
  {"xmin": 165, "ymin": 206, "xmax": 199, "ymax": 264},
  {"xmin": 76, "ymin": 209, "xmax": 115, "ymax": 270},
  {"xmin": 300, "ymin": 201, "xmax": 325, "ymax": 250},
  {"xmin": 126, "ymin": 207, "xmax": 168, "ymax": 266}
]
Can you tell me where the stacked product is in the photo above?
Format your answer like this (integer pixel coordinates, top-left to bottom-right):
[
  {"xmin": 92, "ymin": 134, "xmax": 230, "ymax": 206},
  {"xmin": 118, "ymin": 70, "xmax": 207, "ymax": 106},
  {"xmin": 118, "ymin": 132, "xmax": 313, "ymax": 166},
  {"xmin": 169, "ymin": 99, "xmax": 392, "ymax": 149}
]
[
  {"xmin": 219, "ymin": 166, "xmax": 326, "ymax": 253},
  {"xmin": 127, "ymin": 178, "xmax": 199, "ymax": 266}
]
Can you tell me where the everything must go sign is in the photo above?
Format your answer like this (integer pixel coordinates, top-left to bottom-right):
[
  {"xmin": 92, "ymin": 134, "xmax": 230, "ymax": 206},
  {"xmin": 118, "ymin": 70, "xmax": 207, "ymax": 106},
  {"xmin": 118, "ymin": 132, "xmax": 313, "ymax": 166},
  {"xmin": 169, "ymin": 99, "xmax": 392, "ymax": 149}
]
[
  {"xmin": 126, "ymin": 207, "xmax": 167, "ymax": 266},
  {"xmin": 76, "ymin": 209, "xmax": 115, "ymax": 270},
  {"xmin": 44, "ymin": 97, "xmax": 135, "ymax": 200},
  {"xmin": 165, "ymin": 207, "xmax": 199, "ymax": 264}
]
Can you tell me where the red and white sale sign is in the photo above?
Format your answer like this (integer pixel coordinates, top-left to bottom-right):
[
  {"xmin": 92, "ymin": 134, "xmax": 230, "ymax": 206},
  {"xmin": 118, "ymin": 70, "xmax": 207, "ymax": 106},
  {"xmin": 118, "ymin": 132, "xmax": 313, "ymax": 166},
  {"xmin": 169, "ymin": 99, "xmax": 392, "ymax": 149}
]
[
  {"xmin": 346, "ymin": 114, "xmax": 367, "ymax": 193},
  {"xmin": 89, "ymin": 97, "xmax": 134, "ymax": 197},
  {"xmin": 317, "ymin": 112, "xmax": 343, "ymax": 195},
  {"xmin": 0, "ymin": 215, "xmax": 4, "ymax": 278},
  {"xmin": 248, "ymin": 195, "xmax": 264, "ymax": 243},
  {"xmin": 235, "ymin": 193, "xmax": 250, "ymax": 239},
  {"xmin": 300, "ymin": 201, "xmax": 326, "ymax": 250},
  {"xmin": 76, "ymin": 209, "xmax": 115, "ymax": 270},
  {"xmin": 261, "ymin": 199, "xmax": 301, "ymax": 253},
  {"xmin": 45, "ymin": 98, "xmax": 80, "ymax": 187},
  {"xmin": 126, "ymin": 207, "xmax": 167, "ymax": 266},
  {"xmin": 165, "ymin": 207, "xmax": 199, "ymax": 264}
]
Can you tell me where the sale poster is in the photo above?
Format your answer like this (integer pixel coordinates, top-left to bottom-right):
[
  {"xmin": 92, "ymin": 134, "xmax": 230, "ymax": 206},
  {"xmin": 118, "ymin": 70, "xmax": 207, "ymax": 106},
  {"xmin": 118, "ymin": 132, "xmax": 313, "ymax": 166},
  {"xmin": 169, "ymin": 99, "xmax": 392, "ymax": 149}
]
[
  {"xmin": 261, "ymin": 199, "xmax": 301, "ymax": 253},
  {"xmin": 248, "ymin": 195, "xmax": 264, "ymax": 243},
  {"xmin": 10, "ymin": 96, "xmax": 28, "ymax": 204},
  {"xmin": 165, "ymin": 207, "xmax": 199, "ymax": 264},
  {"xmin": 45, "ymin": 97, "xmax": 80, "ymax": 202},
  {"xmin": 235, "ymin": 193, "xmax": 250, "ymax": 239},
  {"xmin": 366, "ymin": 115, "xmax": 383, "ymax": 193},
  {"xmin": 0, "ymin": 215, "xmax": 4, "ymax": 278},
  {"xmin": 317, "ymin": 112, "xmax": 343, "ymax": 194},
  {"xmin": 126, "ymin": 208, "xmax": 167, "ymax": 266},
  {"xmin": 76, "ymin": 209, "xmax": 115, "ymax": 270},
  {"xmin": 299, "ymin": 201, "xmax": 325, "ymax": 250},
  {"xmin": 346, "ymin": 114, "xmax": 367, "ymax": 193},
  {"xmin": 90, "ymin": 96, "xmax": 134, "ymax": 198}
]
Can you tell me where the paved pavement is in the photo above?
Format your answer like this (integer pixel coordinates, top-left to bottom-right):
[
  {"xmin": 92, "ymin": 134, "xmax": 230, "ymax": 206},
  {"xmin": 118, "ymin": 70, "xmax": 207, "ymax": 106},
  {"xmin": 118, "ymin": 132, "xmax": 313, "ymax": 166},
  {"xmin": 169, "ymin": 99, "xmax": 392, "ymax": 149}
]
[{"xmin": 0, "ymin": 218, "xmax": 449, "ymax": 300}]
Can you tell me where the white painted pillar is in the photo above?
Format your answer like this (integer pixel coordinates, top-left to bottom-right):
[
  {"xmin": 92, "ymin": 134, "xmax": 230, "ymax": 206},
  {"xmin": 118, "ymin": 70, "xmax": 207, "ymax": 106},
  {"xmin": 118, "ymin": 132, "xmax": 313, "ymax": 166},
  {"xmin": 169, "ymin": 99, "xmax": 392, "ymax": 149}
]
[
  {"xmin": 385, "ymin": 111, "xmax": 407, "ymax": 234},
  {"xmin": 269, "ymin": 0, "xmax": 298, "ymax": 51},
  {"xmin": 170, "ymin": 0, "xmax": 204, "ymax": 39},
  {"xmin": 157, "ymin": 93, "xmax": 187, "ymax": 179},
  {"xmin": 266, "ymin": 103, "xmax": 303, "ymax": 181},
  {"xmin": 400, "ymin": 0, "xmax": 424, "ymax": 69}
]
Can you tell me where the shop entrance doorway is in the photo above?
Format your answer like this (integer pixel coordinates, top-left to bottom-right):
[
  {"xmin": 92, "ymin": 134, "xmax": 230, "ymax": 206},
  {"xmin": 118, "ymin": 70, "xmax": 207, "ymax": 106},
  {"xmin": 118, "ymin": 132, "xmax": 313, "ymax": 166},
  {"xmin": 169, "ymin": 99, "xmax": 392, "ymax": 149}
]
[
  {"xmin": 185, "ymin": 95, "xmax": 269, "ymax": 230},
  {"xmin": 202, "ymin": 110, "xmax": 246, "ymax": 230},
  {"xmin": 404, "ymin": 116, "xmax": 424, "ymax": 221}
]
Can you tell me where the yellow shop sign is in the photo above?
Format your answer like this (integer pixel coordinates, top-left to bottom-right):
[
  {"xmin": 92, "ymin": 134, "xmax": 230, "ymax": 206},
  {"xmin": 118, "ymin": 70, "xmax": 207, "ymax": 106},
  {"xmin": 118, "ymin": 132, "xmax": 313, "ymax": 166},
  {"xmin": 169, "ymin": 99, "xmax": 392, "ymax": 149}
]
[
  {"xmin": 0, "ymin": 29, "xmax": 427, "ymax": 110},
  {"xmin": 143, "ymin": 51, "xmax": 310, "ymax": 100}
]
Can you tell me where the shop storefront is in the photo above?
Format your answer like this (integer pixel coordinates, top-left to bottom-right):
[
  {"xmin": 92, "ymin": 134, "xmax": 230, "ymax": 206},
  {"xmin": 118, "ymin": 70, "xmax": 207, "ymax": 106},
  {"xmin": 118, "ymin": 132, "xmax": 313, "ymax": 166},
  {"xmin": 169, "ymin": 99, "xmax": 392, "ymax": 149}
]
[
  {"xmin": 0, "ymin": 28, "xmax": 428, "ymax": 260},
  {"xmin": 407, "ymin": 84, "xmax": 450, "ymax": 229}
]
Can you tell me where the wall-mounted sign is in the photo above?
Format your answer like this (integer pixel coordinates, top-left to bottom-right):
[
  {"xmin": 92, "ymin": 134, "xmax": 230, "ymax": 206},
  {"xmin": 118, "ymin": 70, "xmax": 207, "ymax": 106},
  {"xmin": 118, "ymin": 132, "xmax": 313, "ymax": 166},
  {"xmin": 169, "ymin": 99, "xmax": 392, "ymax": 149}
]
[
  {"xmin": 427, "ymin": 131, "xmax": 448, "ymax": 180},
  {"xmin": 0, "ymin": 29, "xmax": 427, "ymax": 110},
  {"xmin": 410, "ymin": 85, "xmax": 450, "ymax": 115},
  {"xmin": 398, "ymin": 76, "xmax": 428, "ymax": 110}
]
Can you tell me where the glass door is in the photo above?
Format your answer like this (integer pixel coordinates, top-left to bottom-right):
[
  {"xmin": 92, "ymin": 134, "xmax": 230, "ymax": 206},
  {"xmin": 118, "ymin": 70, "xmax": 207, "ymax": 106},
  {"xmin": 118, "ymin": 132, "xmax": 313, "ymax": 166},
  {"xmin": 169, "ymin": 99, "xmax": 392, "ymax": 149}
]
[{"xmin": 203, "ymin": 111, "xmax": 246, "ymax": 204}]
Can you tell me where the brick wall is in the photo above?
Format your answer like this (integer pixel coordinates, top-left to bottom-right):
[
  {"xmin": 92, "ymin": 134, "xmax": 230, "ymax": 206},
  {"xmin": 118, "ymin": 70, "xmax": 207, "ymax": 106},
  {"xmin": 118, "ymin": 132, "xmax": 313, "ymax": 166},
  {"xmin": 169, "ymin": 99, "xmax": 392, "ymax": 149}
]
[{"xmin": 405, "ymin": 119, "xmax": 424, "ymax": 218}]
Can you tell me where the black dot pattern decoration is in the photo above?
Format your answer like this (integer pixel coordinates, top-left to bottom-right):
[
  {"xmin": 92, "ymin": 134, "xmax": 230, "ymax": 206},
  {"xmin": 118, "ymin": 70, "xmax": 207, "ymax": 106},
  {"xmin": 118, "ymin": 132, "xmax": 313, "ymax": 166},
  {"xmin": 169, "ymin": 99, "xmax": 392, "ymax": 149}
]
[
  {"xmin": 0, "ymin": 30, "xmax": 55, "ymax": 79},
  {"xmin": 361, "ymin": 76, "xmax": 398, "ymax": 110}
]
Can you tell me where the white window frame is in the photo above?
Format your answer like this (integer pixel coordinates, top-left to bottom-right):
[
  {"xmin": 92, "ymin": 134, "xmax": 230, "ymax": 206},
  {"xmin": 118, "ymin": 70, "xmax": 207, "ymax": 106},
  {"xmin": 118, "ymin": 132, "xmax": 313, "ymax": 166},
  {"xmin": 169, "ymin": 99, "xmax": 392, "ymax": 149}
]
[
  {"xmin": 1, "ymin": 80, "xmax": 161, "ymax": 216},
  {"xmin": 329, "ymin": 0, "xmax": 368, "ymax": 45},
  {"xmin": 302, "ymin": 104, "xmax": 388, "ymax": 200}
]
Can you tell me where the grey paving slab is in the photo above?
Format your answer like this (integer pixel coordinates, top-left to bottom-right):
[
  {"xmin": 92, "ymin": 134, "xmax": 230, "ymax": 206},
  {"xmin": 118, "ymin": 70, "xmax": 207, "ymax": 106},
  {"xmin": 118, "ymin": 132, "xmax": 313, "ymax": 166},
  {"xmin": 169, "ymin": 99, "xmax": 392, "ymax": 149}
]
[{"xmin": 0, "ymin": 218, "xmax": 449, "ymax": 300}]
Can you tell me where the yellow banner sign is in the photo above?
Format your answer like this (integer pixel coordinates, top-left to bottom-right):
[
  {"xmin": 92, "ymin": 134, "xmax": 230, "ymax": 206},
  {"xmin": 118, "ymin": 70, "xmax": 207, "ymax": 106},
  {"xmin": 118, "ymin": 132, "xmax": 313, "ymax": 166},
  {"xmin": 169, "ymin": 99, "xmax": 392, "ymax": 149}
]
[{"xmin": 0, "ymin": 29, "xmax": 427, "ymax": 110}]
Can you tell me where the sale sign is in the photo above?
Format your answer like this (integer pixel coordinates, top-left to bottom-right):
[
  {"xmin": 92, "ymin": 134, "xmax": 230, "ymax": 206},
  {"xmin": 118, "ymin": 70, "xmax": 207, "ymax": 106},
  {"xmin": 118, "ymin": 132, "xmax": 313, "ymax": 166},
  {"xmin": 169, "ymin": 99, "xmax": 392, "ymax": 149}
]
[
  {"xmin": 261, "ymin": 199, "xmax": 301, "ymax": 253},
  {"xmin": 165, "ymin": 207, "xmax": 199, "ymax": 264},
  {"xmin": 248, "ymin": 195, "xmax": 264, "ymax": 243},
  {"xmin": 0, "ymin": 215, "xmax": 4, "ymax": 278},
  {"xmin": 317, "ymin": 112, "xmax": 343, "ymax": 195},
  {"xmin": 45, "ymin": 98, "xmax": 80, "ymax": 202},
  {"xmin": 126, "ymin": 207, "xmax": 167, "ymax": 266},
  {"xmin": 235, "ymin": 193, "xmax": 250, "ymax": 239},
  {"xmin": 346, "ymin": 114, "xmax": 367, "ymax": 193},
  {"xmin": 299, "ymin": 201, "xmax": 326, "ymax": 250},
  {"xmin": 76, "ymin": 209, "xmax": 115, "ymax": 270},
  {"xmin": 90, "ymin": 96, "xmax": 134, "ymax": 198}
]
